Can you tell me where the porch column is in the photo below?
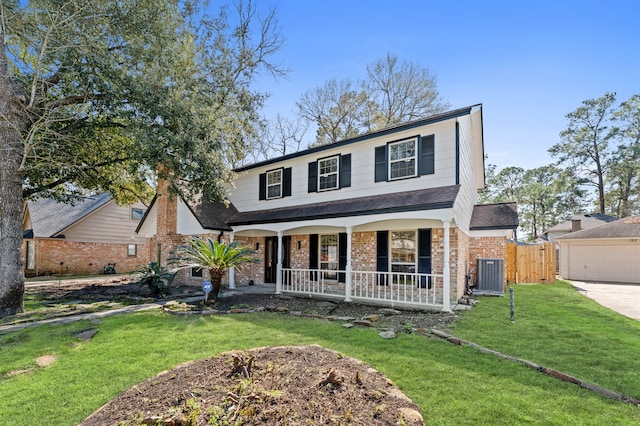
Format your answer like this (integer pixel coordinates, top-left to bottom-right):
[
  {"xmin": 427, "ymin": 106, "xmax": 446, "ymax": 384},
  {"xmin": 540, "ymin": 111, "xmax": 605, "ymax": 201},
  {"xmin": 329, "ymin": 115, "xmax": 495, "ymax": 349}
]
[
  {"xmin": 228, "ymin": 232, "xmax": 235, "ymax": 289},
  {"xmin": 443, "ymin": 220, "xmax": 451, "ymax": 311},
  {"xmin": 276, "ymin": 231, "xmax": 283, "ymax": 294},
  {"xmin": 345, "ymin": 226, "xmax": 353, "ymax": 302}
]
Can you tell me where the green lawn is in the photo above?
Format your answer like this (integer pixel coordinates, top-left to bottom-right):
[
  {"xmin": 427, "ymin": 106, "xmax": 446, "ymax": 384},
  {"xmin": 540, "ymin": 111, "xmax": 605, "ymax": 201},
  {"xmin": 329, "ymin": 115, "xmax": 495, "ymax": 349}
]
[{"xmin": 0, "ymin": 282, "xmax": 639, "ymax": 425}]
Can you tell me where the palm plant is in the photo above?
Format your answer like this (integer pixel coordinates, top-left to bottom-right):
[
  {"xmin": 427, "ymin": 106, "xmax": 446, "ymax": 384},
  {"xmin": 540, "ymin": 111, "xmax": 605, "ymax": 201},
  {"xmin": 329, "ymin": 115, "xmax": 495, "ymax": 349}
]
[{"xmin": 171, "ymin": 238, "xmax": 259, "ymax": 301}]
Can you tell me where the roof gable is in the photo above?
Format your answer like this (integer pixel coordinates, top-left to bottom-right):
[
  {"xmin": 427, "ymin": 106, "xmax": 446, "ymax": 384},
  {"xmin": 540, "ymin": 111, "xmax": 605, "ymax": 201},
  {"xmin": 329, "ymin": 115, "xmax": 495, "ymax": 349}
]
[
  {"xmin": 557, "ymin": 215, "xmax": 640, "ymax": 240},
  {"xmin": 546, "ymin": 213, "xmax": 617, "ymax": 234},
  {"xmin": 26, "ymin": 193, "xmax": 112, "ymax": 237}
]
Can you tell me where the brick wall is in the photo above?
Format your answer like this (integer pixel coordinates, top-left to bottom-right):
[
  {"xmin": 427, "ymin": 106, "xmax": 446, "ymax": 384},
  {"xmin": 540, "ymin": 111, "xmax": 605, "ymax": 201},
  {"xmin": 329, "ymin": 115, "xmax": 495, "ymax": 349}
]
[
  {"xmin": 432, "ymin": 227, "xmax": 461, "ymax": 303},
  {"xmin": 24, "ymin": 239, "xmax": 149, "ymax": 276},
  {"xmin": 351, "ymin": 232, "xmax": 377, "ymax": 271},
  {"xmin": 468, "ymin": 236, "xmax": 508, "ymax": 287}
]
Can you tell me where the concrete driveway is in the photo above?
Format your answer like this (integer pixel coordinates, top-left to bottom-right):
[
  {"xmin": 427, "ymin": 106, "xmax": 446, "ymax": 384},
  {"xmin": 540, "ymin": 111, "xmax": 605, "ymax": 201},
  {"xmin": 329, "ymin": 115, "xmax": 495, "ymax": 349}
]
[{"xmin": 570, "ymin": 281, "xmax": 640, "ymax": 321}]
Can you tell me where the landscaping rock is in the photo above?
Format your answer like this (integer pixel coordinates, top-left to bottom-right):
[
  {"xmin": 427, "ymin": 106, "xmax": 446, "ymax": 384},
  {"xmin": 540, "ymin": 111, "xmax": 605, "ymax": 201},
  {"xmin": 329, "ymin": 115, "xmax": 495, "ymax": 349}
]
[
  {"xmin": 378, "ymin": 330, "xmax": 397, "ymax": 339},
  {"xmin": 76, "ymin": 329, "xmax": 99, "ymax": 342},
  {"xmin": 353, "ymin": 319, "xmax": 374, "ymax": 327},
  {"xmin": 379, "ymin": 308, "xmax": 402, "ymax": 315}
]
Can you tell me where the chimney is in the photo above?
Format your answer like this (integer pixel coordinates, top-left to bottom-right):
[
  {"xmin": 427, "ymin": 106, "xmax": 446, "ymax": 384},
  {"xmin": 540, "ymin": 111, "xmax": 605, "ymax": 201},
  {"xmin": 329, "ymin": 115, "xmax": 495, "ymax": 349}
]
[
  {"xmin": 154, "ymin": 165, "xmax": 180, "ymax": 267},
  {"xmin": 571, "ymin": 219, "xmax": 581, "ymax": 232}
]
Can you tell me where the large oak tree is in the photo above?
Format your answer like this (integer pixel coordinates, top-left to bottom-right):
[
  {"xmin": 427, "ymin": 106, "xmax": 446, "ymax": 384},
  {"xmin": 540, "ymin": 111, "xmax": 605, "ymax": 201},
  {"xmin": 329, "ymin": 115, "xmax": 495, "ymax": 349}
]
[{"xmin": 0, "ymin": 0, "xmax": 285, "ymax": 317}]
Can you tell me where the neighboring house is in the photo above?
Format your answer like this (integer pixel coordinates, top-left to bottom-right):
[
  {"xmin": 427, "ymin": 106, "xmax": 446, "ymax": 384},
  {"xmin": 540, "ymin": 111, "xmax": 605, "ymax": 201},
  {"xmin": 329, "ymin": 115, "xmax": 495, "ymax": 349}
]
[
  {"xmin": 137, "ymin": 105, "xmax": 519, "ymax": 310},
  {"xmin": 543, "ymin": 213, "xmax": 617, "ymax": 243},
  {"xmin": 23, "ymin": 194, "xmax": 148, "ymax": 276},
  {"xmin": 558, "ymin": 215, "xmax": 640, "ymax": 284}
]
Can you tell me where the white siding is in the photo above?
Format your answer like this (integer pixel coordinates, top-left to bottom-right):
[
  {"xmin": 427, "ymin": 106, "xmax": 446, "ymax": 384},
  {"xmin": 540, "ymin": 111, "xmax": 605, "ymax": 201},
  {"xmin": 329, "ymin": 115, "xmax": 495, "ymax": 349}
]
[
  {"xmin": 229, "ymin": 118, "xmax": 459, "ymax": 213},
  {"xmin": 177, "ymin": 199, "xmax": 208, "ymax": 235},
  {"xmin": 60, "ymin": 201, "xmax": 147, "ymax": 244},
  {"xmin": 453, "ymin": 114, "xmax": 479, "ymax": 233}
]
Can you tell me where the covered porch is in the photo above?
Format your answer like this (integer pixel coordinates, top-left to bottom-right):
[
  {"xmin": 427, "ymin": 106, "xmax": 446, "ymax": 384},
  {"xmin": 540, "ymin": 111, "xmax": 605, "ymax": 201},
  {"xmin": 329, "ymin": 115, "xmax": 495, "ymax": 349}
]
[{"xmin": 228, "ymin": 209, "xmax": 457, "ymax": 311}]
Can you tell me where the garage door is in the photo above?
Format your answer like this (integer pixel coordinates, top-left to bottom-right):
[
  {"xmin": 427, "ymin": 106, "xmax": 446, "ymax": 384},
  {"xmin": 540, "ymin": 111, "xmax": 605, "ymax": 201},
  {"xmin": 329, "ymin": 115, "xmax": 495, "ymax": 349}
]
[{"xmin": 566, "ymin": 243, "xmax": 640, "ymax": 284}]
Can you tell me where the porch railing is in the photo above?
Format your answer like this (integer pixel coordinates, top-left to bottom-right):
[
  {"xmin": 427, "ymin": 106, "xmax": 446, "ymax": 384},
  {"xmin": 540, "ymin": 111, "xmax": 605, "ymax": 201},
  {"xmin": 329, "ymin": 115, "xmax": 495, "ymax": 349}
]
[{"xmin": 281, "ymin": 268, "xmax": 444, "ymax": 309}]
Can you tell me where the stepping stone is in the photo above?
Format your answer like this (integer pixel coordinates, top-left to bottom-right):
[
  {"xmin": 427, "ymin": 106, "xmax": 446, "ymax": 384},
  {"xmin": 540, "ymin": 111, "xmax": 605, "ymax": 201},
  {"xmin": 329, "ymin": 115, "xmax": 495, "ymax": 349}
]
[{"xmin": 76, "ymin": 328, "xmax": 99, "ymax": 342}]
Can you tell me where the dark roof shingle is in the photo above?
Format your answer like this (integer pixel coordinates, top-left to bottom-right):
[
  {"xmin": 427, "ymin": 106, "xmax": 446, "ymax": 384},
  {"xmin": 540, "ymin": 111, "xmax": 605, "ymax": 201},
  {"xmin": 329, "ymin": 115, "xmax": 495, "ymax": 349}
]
[
  {"xmin": 557, "ymin": 215, "xmax": 640, "ymax": 240},
  {"xmin": 27, "ymin": 193, "xmax": 112, "ymax": 237},
  {"xmin": 470, "ymin": 203, "xmax": 519, "ymax": 230},
  {"xmin": 230, "ymin": 185, "xmax": 460, "ymax": 226}
]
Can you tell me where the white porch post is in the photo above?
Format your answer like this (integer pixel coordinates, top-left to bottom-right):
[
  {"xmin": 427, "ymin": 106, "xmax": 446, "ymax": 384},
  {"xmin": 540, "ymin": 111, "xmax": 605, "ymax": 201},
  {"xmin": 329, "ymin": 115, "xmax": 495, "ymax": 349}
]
[
  {"xmin": 228, "ymin": 232, "xmax": 235, "ymax": 289},
  {"xmin": 276, "ymin": 231, "xmax": 283, "ymax": 294},
  {"xmin": 345, "ymin": 226, "xmax": 353, "ymax": 302},
  {"xmin": 443, "ymin": 220, "xmax": 451, "ymax": 311}
]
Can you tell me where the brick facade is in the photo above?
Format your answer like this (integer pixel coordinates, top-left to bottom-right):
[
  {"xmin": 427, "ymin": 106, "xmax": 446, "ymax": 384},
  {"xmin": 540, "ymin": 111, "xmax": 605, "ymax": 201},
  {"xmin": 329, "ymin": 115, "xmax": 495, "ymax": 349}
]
[
  {"xmin": 23, "ymin": 239, "xmax": 148, "ymax": 276},
  {"xmin": 468, "ymin": 236, "xmax": 508, "ymax": 287}
]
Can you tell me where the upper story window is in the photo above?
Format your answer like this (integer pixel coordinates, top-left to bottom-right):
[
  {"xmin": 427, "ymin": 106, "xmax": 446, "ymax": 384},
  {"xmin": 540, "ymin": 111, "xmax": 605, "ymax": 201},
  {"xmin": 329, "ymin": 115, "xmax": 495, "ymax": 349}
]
[
  {"xmin": 267, "ymin": 169, "xmax": 282, "ymax": 199},
  {"xmin": 375, "ymin": 135, "xmax": 434, "ymax": 183},
  {"xmin": 131, "ymin": 207, "xmax": 146, "ymax": 220},
  {"xmin": 318, "ymin": 156, "xmax": 339, "ymax": 191},
  {"xmin": 389, "ymin": 139, "xmax": 417, "ymax": 180},
  {"xmin": 259, "ymin": 167, "xmax": 292, "ymax": 201},
  {"xmin": 308, "ymin": 154, "xmax": 351, "ymax": 193}
]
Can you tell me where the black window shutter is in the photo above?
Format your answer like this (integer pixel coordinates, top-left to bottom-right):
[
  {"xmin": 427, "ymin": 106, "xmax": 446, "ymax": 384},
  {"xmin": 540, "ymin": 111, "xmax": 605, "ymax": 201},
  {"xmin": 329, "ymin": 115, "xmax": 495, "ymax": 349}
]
[
  {"xmin": 418, "ymin": 135, "xmax": 435, "ymax": 176},
  {"xmin": 418, "ymin": 228, "xmax": 432, "ymax": 288},
  {"xmin": 308, "ymin": 162, "xmax": 318, "ymax": 193},
  {"xmin": 339, "ymin": 154, "xmax": 351, "ymax": 188},
  {"xmin": 258, "ymin": 173, "xmax": 266, "ymax": 200},
  {"xmin": 309, "ymin": 234, "xmax": 318, "ymax": 281},
  {"xmin": 374, "ymin": 145, "xmax": 388, "ymax": 182},
  {"xmin": 283, "ymin": 167, "xmax": 292, "ymax": 197},
  {"xmin": 338, "ymin": 233, "xmax": 347, "ymax": 282},
  {"xmin": 376, "ymin": 230, "xmax": 388, "ymax": 285}
]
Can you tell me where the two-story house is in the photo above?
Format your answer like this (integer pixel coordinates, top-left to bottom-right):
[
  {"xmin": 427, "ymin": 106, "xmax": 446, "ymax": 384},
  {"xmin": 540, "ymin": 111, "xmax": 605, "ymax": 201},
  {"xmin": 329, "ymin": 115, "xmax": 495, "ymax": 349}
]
[{"xmin": 137, "ymin": 105, "xmax": 518, "ymax": 310}]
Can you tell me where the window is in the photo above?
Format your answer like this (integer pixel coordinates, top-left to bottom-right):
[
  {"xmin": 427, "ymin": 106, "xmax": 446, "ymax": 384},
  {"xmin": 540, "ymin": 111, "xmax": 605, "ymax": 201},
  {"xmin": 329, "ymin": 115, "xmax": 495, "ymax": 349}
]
[
  {"xmin": 389, "ymin": 139, "xmax": 416, "ymax": 180},
  {"xmin": 26, "ymin": 240, "xmax": 35, "ymax": 269},
  {"xmin": 374, "ymin": 135, "xmax": 434, "ymax": 182},
  {"xmin": 266, "ymin": 169, "xmax": 282, "ymax": 199},
  {"xmin": 319, "ymin": 234, "xmax": 338, "ymax": 280},
  {"xmin": 390, "ymin": 231, "xmax": 416, "ymax": 273},
  {"xmin": 259, "ymin": 167, "xmax": 291, "ymax": 200},
  {"xmin": 127, "ymin": 244, "xmax": 137, "ymax": 256},
  {"xmin": 318, "ymin": 156, "xmax": 339, "ymax": 191},
  {"xmin": 191, "ymin": 268, "xmax": 203, "ymax": 278},
  {"xmin": 131, "ymin": 208, "xmax": 146, "ymax": 220},
  {"xmin": 308, "ymin": 154, "xmax": 351, "ymax": 193}
]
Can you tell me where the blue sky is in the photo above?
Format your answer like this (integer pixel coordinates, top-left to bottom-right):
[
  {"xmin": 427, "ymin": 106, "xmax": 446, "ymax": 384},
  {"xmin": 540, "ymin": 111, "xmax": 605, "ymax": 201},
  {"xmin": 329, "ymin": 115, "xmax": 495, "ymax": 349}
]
[{"xmin": 241, "ymin": 0, "xmax": 639, "ymax": 171}]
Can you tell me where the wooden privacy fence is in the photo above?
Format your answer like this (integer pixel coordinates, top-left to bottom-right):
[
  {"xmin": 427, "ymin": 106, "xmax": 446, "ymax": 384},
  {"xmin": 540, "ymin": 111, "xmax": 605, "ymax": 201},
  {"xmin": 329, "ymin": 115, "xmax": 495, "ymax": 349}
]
[{"xmin": 506, "ymin": 242, "xmax": 556, "ymax": 283}]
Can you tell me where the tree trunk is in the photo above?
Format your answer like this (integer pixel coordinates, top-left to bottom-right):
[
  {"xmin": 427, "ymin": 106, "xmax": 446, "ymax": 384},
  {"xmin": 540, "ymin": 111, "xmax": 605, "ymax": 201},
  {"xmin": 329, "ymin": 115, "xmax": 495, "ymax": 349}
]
[
  {"xmin": 209, "ymin": 269, "xmax": 225, "ymax": 302},
  {"xmin": 0, "ymin": 28, "xmax": 27, "ymax": 318}
]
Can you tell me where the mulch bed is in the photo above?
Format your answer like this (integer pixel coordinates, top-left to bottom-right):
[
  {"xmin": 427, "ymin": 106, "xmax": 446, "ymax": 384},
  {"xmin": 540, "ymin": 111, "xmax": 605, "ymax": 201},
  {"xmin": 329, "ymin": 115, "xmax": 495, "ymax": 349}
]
[{"xmin": 81, "ymin": 345, "xmax": 424, "ymax": 425}]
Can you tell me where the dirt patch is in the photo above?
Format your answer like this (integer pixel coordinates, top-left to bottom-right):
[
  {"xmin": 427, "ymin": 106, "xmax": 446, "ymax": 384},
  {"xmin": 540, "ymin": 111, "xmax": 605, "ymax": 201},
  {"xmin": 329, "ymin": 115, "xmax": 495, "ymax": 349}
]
[{"xmin": 81, "ymin": 345, "xmax": 424, "ymax": 426}]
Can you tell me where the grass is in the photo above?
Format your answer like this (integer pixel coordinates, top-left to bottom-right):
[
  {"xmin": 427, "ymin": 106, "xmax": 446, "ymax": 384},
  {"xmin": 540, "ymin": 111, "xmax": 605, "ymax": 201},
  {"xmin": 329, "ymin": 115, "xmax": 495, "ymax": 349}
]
[
  {"xmin": 0, "ymin": 282, "xmax": 639, "ymax": 425},
  {"xmin": 451, "ymin": 281, "xmax": 640, "ymax": 399}
]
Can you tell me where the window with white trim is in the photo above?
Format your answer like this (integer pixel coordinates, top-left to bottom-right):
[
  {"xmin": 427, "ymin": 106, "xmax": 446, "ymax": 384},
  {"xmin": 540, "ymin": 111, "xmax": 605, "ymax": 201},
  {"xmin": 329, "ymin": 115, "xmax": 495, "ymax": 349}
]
[
  {"xmin": 266, "ymin": 169, "xmax": 282, "ymax": 199},
  {"xmin": 127, "ymin": 244, "xmax": 137, "ymax": 256},
  {"xmin": 131, "ymin": 207, "xmax": 146, "ymax": 220},
  {"xmin": 318, "ymin": 156, "xmax": 339, "ymax": 191},
  {"xmin": 390, "ymin": 230, "xmax": 416, "ymax": 274},
  {"xmin": 320, "ymin": 234, "xmax": 338, "ymax": 280},
  {"xmin": 389, "ymin": 138, "xmax": 417, "ymax": 179}
]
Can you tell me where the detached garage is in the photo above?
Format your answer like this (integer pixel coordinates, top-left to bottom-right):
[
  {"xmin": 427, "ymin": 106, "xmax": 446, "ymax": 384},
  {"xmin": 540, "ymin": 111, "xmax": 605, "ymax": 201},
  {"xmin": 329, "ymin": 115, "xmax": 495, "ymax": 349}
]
[{"xmin": 558, "ymin": 216, "xmax": 640, "ymax": 284}]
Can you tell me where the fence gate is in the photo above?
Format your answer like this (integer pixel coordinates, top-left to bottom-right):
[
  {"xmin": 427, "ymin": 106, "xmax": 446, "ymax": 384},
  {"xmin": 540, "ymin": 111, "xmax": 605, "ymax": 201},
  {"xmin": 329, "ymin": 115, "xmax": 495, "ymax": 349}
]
[{"xmin": 506, "ymin": 242, "xmax": 556, "ymax": 283}]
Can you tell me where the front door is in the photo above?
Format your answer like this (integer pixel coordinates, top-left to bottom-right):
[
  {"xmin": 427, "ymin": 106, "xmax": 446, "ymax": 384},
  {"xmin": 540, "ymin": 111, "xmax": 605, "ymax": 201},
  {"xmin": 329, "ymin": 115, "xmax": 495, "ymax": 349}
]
[
  {"xmin": 264, "ymin": 236, "xmax": 291, "ymax": 284},
  {"xmin": 264, "ymin": 236, "xmax": 277, "ymax": 283}
]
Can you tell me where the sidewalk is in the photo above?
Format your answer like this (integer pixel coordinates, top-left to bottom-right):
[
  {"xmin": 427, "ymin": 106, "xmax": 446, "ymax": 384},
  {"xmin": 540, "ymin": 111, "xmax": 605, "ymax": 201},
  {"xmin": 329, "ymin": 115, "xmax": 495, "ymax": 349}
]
[{"xmin": 0, "ymin": 283, "xmax": 277, "ymax": 334}]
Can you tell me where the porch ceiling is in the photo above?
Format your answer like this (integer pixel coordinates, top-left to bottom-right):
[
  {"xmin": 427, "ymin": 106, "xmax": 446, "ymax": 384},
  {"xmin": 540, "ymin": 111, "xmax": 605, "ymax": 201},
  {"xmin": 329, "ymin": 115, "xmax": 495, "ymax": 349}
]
[{"xmin": 229, "ymin": 185, "xmax": 460, "ymax": 226}]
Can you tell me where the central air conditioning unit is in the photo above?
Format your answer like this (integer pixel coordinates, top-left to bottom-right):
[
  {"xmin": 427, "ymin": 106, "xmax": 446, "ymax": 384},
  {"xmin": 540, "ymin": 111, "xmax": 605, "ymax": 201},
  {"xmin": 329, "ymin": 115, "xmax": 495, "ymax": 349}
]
[{"xmin": 475, "ymin": 258, "xmax": 505, "ymax": 295}]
